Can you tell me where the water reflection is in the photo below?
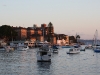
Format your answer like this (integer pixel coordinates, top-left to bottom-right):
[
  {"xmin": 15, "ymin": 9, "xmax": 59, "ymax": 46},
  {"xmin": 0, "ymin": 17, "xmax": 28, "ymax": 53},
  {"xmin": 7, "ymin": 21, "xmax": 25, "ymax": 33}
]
[
  {"xmin": 37, "ymin": 62, "xmax": 51, "ymax": 75},
  {"xmin": 37, "ymin": 62, "xmax": 51, "ymax": 69}
]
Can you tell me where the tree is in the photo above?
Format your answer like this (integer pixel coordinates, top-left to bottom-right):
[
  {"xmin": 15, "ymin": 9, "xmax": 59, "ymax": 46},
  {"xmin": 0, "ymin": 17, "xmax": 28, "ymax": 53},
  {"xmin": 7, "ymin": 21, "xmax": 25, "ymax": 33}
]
[
  {"xmin": 48, "ymin": 22, "xmax": 53, "ymax": 35},
  {"xmin": 76, "ymin": 35, "xmax": 80, "ymax": 43},
  {"xmin": 0, "ymin": 25, "xmax": 17, "ymax": 41},
  {"xmin": 69, "ymin": 36, "xmax": 77, "ymax": 43},
  {"xmin": 47, "ymin": 22, "xmax": 53, "ymax": 42}
]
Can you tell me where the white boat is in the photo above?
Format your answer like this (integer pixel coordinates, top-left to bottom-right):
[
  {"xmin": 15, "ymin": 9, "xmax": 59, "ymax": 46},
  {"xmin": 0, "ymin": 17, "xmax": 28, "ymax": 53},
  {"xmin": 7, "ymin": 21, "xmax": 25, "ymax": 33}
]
[
  {"xmin": 52, "ymin": 45, "xmax": 59, "ymax": 53},
  {"xmin": 52, "ymin": 49, "xmax": 58, "ymax": 53},
  {"xmin": 16, "ymin": 46, "xmax": 29, "ymax": 51},
  {"xmin": 85, "ymin": 44, "xmax": 93, "ymax": 49},
  {"xmin": 80, "ymin": 45, "xmax": 86, "ymax": 51},
  {"xmin": 67, "ymin": 46, "xmax": 80, "ymax": 54},
  {"xmin": 37, "ymin": 45, "xmax": 52, "ymax": 62},
  {"xmin": 22, "ymin": 46, "xmax": 29, "ymax": 50},
  {"xmin": 0, "ymin": 46, "xmax": 6, "ymax": 51}
]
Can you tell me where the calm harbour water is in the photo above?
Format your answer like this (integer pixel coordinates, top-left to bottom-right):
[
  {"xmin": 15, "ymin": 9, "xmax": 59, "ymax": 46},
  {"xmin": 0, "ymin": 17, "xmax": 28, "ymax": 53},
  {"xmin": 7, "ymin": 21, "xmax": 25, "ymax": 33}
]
[{"xmin": 0, "ymin": 47, "xmax": 100, "ymax": 75}]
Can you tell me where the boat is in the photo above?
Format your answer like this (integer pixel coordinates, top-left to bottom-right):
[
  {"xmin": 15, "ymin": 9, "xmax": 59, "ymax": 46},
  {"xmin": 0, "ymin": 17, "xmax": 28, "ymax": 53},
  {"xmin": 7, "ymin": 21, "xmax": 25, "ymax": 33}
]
[
  {"xmin": 85, "ymin": 44, "xmax": 93, "ymax": 49},
  {"xmin": 67, "ymin": 46, "xmax": 80, "ymax": 54},
  {"xmin": 21, "ymin": 46, "xmax": 29, "ymax": 50},
  {"xmin": 37, "ymin": 44, "xmax": 52, "ymax": 62},
  {"xmin": 16, "ymin": 46, "xmax": 29, "ymax": 51},
  {"xmin": 52, "ymin": 45, "xmax": 59, "ymax": 53},
  {"xmin": 0, "ymin": 46, "xmax": 6, "ymax": 51},
  {"xmin": 93, "ymin": 45, "xmax": 100, "ymax": 52},
  {"xmin": 93, "ymin": 30, "xmax": 100, "ymax": 52},
  {"xmin": 54, "ymin": 44, "xmax": 61, "ymax": 49},
  {"xmin": 80, "ymin": 45, "xmax": 85, "ymax": 51}
]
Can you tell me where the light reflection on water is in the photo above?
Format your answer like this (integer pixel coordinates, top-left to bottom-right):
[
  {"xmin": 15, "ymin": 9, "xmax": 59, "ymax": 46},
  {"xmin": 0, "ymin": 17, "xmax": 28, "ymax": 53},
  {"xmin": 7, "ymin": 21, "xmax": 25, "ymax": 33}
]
[{"xmin": 0, "ymin": 47, "xmax": 100, "ymax": 75}]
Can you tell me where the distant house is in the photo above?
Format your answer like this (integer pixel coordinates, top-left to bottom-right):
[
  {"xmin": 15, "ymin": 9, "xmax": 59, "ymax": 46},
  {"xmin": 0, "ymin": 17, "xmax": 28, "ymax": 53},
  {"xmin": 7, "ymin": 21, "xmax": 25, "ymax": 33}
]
[
  {"xmin": 9, "ymin": 40, "xmax": 35, "ymax": 47},
  {"xmin": 9, "ymin": 41, "xmax": 25, "ymax": 47}
]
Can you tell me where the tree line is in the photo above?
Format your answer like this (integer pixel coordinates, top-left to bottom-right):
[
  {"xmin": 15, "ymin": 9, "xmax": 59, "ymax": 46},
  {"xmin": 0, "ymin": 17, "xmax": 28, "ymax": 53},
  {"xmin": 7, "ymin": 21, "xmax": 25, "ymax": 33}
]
[{"xmin": 0, "ymin": 25, "xmax": 17, "ymax": 41}]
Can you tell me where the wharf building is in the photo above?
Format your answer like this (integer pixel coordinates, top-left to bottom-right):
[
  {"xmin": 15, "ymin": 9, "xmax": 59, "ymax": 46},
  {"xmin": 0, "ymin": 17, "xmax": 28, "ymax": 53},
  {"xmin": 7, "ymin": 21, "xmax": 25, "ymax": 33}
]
[{"xmin": 12, "ymin": 22, "xmax": 57, "ymax": 44}]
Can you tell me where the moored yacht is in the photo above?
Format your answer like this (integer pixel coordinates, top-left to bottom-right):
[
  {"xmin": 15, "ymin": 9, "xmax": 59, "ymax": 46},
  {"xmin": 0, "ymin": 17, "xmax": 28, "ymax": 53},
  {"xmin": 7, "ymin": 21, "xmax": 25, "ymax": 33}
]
[
  {"xmin": 16, "ymin": 46, "xmax": 29, "ymax": 51},
  {"xmin": 37, "ymin": 44, "xmax": 52, "ymax": 62},
  {"xmin": 67, "ymin": 46, "xmax": 80, "ymax": 54},
  {"xmin": 93, "ymin": 30, "xmax": 100, "ymax": 52},
  {"xmin": 80, "ymin": 45, "xmax": 86, "ymax": 51},
  {"xmin": 21, "ymin": 46, "xmax": 29, "ymax": 50}
]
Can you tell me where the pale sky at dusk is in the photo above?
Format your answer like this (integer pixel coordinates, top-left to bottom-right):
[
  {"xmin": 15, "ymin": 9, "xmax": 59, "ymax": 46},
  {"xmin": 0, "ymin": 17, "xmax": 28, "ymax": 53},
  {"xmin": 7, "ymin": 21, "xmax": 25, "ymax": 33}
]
[{"xmin": 0, "ymin": 0, "xmax": 100, "ymax": 40}]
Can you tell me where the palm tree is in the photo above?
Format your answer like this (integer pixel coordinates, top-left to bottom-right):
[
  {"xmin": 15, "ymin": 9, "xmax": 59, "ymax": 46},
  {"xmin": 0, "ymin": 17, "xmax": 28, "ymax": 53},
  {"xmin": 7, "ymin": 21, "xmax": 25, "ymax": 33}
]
[
  {"xmin": 48, "ymin": 22, "xmax": 53, "ymax": 35},
  {"xmin": 47, "ymin": 22, "xmax": 54, "ymax": 42},
  {"xmin": 76, "ymin": 34, "xmax": 80, "ymax": 43}
]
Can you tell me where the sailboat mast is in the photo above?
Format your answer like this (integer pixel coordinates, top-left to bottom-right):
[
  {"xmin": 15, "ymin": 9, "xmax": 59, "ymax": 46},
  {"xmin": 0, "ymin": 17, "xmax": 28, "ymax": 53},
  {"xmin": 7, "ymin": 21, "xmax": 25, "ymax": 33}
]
[{"xmin": 94, "ymin": 30, "xmax": 98, "ymax": 45}]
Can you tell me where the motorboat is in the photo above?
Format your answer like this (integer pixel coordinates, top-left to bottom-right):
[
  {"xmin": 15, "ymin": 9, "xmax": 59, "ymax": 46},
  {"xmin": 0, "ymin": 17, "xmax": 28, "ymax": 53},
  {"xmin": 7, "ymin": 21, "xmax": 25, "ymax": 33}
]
[
  {"xmin": 80, "ymin": 45, "xmax": 85, "ymax": 51},
  {"xmin": 52, "ymin": 45, "xmax": 59, "ymax": 53},
  {"xmin": 85, "ymin": 45, "xmax": 93, "ymax": 49},
  {"xmin": 37, "ymin": 45, "xmax": 52, "ymax": 62},
  {"xmin": 67, "ymin": 46, "xmax": 80, "ymax": 54},
  {"xmin": 22, "ymin": 46, "xmax": 29, "ymax": 50},
  {"xmin": 16, "ymin": 46, "xmax": 29, "ymax": 51}
]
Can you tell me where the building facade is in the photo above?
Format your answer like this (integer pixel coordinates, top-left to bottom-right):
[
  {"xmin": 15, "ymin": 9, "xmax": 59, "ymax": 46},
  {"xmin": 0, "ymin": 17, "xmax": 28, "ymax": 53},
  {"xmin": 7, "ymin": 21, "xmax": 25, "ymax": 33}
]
[
  {"xmin": 13, "ymin": 27, "xmax": 27, "ymax": 40},
  {"xmin": 12, "ymin": 22, "xmax": 57, "ymax": 44}
]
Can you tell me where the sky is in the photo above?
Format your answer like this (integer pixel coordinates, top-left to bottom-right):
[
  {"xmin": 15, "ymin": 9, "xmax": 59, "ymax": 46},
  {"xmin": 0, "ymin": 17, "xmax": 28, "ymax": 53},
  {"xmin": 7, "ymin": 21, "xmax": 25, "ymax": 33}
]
[{"xmin": 0, "ymin": 0, "xmax": 100, "ymax": 40}]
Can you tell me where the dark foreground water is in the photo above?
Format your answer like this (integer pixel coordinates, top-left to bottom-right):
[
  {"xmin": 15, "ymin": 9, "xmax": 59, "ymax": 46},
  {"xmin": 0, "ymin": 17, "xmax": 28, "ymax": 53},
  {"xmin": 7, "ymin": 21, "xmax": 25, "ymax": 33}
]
[{"xmin": 0, "ymin": 47, "xmax": 100, "ymax": 75}]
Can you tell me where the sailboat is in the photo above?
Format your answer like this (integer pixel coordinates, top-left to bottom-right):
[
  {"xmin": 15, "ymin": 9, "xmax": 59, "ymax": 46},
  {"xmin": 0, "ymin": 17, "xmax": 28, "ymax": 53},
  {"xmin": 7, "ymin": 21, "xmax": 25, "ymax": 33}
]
[{"xmin": 93, "ymin": 30, "xmax": 100, "ymax": 52}]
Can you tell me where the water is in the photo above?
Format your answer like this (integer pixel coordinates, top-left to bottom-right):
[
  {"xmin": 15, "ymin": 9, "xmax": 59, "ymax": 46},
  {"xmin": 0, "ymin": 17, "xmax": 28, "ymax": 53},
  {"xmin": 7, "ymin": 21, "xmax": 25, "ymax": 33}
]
[{"xmin": 0, "ymin": 47, "xmax": 100, "ymax": 75}]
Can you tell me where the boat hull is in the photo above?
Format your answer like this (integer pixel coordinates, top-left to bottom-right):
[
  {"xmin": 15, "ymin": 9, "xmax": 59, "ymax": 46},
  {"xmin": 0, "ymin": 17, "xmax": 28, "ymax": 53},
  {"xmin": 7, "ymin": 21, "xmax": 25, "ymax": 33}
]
[
  {"xmin": 62, "ymin": 46, "xmax": 71, "ymax": 48},
  {"xmin": 67, "ymin": 51, "xmax": 80, "ymax": 54},
  {"xmin": 94, "ymin": 49, "xmax": 100, "ymax": 52},
  {"xmin": 80, "ymin": 49, "xmax": 85, "ymax": 51},
  {"xmin": 37, "ymin": 55, "xmax": 51, "ymax": 62}
]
